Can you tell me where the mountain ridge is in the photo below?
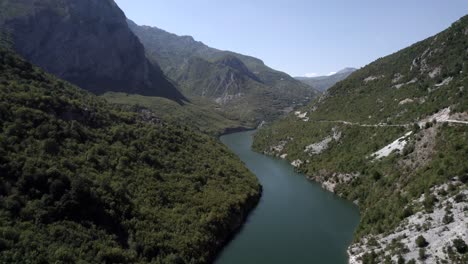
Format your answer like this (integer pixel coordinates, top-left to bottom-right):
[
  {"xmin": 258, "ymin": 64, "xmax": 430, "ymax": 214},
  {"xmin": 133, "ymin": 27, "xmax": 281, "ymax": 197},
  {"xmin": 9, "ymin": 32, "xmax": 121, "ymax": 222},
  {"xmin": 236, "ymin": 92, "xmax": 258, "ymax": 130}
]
[
  {"xmin": 295, "ymin": 67, "xmax": 357, "ymax": 91},
  {"xmin": 127, "ymin": 19, "xmax": 318, "ymax": 124},
  {"xmin": 0, "ymin": 0, "xmax": 186, "ymax": 103}
]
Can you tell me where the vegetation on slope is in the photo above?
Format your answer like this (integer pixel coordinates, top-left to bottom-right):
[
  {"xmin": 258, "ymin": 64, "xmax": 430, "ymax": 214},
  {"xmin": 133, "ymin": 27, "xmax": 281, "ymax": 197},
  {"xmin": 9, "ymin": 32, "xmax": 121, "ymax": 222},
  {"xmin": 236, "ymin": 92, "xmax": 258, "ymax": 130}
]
[
  {"xmin": 102, "ymin": 92, "xmax": 249, "ymax": 136},
  {"xmin": 303, "ymin": 18, "xmax": 467, "ymax": 124},
  {"xmin": 0, "ymin": 48, "xmax": 261, "ymax": 264},
  {"xmin": 253, "ymin": 15, "xmax": 468, "ymax": 259}
]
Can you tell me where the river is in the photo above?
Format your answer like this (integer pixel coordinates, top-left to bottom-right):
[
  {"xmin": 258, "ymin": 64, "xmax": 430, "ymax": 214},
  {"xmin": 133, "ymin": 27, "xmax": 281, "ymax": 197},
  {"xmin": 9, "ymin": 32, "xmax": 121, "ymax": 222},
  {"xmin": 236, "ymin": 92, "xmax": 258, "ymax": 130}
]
[{"xmin": 216, "ymin": 130, "xmax": 360, "ymax": 264}]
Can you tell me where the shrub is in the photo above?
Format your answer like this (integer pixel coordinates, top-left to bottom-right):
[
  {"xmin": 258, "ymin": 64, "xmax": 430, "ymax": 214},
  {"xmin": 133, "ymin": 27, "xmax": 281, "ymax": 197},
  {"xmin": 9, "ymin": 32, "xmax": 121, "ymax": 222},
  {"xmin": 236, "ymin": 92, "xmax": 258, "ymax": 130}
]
[
  {"xmin": 442, "ymin": 213, "xmax": 454, "ymax": 224},
  {"xmin": 460, "ymin": 173, "xmax": 468, "ymax": 184},
  {"xmin": 401, "ymin": 206, "xmax": 413, "ymax": 219},
  {"xmin": 419, "ymin": 248, "xmax": 427, "ymax": 260},
  {"xmin": 454, "ymin": 193, "xmax": 466, "ymax": 203},
  {"xmin": 43, "ymin": 138, "xmax": 60, "ymax": 155},
  {"xmin": 416, "ymin": 235, "xmax": 429, "ymax": 248},
  {"xmin": 372, "ymin": 170, "xmax": 382, "ymax": 181},
  {"xmin": 362, "ymin": 250, "xmax": 378, "ymax": 264},
  {"xmin": 453, "ymin": 238, "xmax": 467, "ymax": 254},
  {"xmin": 423, "ymin": 194, "xmax": 437, "ymax": 211}
]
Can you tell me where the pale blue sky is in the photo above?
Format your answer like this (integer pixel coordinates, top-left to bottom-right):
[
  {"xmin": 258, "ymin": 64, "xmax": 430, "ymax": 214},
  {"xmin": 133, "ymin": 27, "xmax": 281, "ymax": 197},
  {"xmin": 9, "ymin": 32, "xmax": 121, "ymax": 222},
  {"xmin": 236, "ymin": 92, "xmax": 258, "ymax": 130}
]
[{"xmin": 115, "ymin": 0, "xmax": 467, "ymax": 77}]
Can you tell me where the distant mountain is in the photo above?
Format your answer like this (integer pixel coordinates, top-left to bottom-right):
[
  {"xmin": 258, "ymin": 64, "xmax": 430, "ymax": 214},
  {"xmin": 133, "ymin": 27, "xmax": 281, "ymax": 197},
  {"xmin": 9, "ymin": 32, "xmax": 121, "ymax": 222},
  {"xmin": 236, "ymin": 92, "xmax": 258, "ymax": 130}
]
[
  {"xmin": 336, "ymin": 67, "xmax": 357, "ymax": 74},
  {"xmin": 127, "ymin": 20, "xmax": 318, "ymax": 124},
  {"xmin": 295, "ymin": 68, "xmax": 357, "ymax": 92},
  {"xmin": 0, "ymin": 0, "xmax": 185, "ymax": 102}
]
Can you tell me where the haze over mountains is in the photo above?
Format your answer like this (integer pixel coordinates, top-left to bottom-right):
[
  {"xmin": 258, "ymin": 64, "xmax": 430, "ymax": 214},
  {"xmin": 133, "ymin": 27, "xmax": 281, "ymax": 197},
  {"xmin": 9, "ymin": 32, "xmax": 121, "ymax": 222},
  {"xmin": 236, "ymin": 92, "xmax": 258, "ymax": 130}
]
[{"xmin": 296, "ymin": 68, "xmax": 357, "ymax": 92}]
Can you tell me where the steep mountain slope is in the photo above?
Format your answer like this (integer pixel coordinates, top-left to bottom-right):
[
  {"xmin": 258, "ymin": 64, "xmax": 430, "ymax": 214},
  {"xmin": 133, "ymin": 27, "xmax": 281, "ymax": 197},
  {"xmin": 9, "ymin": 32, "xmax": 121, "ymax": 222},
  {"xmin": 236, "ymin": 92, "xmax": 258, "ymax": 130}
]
[
  {"xmin": 296, "ymin": 68, "xmax": 357, "ymax": 92},
  {"xmin": 0, "ymin": 0, "xmax": 185, "ymax": 102},
  {"xmin": 254, "ymin": 16, "xmax": 468, "ymax": 263},
  {"xmin": 0, "ymin": 47, "xmax": 261, "ymax": 263},
  {"xmin": 127, "ymin": 20, "xmax": 318, "ymax": 124}
]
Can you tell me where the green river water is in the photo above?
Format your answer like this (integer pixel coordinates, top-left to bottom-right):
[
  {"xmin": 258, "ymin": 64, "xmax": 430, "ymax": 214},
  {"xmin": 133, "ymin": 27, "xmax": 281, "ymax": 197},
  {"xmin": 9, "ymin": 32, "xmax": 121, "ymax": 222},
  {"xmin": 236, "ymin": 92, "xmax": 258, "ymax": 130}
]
[{"xmin": 216, "ymin": 130, "xmax": 360, "ymax": 264}]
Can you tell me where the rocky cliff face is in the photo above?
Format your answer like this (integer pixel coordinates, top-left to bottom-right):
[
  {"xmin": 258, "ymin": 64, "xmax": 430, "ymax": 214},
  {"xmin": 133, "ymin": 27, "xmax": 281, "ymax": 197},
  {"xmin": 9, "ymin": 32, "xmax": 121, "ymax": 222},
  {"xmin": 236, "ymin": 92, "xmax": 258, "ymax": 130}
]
[
  {"xmin": 215, "ymin": 55, "xmax": 261, "ymax": 82},
  {"xmin": 177, "ymin": 56, "xmax": 257, "ymax": 105},
  {"xmin": 0, "ymin": 0, "xmax": 185, "ymax": 102}
]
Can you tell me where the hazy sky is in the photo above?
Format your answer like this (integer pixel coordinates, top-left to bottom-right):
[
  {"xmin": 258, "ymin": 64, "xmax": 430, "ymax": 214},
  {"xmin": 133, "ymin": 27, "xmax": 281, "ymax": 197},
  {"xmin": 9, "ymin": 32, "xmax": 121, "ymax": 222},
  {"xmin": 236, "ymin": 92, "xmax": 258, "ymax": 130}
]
[{"xmin": 115, "ymin": 0, "xmax": 467, "ymax": 77}]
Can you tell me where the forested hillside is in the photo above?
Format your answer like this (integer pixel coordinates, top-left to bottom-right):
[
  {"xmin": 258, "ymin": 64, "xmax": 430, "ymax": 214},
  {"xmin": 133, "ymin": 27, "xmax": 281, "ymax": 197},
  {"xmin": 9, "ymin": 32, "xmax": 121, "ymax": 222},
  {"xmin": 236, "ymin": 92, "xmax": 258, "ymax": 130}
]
[
  {"xmin": 253, "ymin": 16, "xmax": 468, "ymax": 263},
  {"xmin": 0, "ymin": 47, "xmax": 261, "ymax": 264},
  {"xmin": 102, "ymin": 92, "xmax": 245, "ymax": 136}
]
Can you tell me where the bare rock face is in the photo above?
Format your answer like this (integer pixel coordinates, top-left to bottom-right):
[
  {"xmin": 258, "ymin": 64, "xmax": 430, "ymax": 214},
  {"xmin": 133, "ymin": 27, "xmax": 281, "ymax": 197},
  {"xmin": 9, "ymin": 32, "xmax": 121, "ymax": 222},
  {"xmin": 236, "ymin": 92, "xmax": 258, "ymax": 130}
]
[
  {"xmin": 216, "ymin": 55, "xmax": 261, "ymax": 82},
  {"xmin": 0, "ymin": 0, "xmax": 185, "ymax": 102},
  {"xmin": 178, "ymin": 56, "xmax": 257, "ymax": 104}
]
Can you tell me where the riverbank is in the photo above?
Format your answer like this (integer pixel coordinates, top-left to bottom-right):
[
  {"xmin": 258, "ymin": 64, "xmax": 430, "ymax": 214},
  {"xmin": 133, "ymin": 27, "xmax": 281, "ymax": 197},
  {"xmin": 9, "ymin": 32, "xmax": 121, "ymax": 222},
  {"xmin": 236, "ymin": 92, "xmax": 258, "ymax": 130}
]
[
  {"xmin": 209, "ymin": 129, "xmax": 262, "ymax": 263},
  {"xmin": 208, "ymin": 188, "xmax": 262, "ymax": 264},
  {"xmin": 252, "ymin": 119, "xmax": 468, "ymax": 263},
  {"xmin": 218, "ymin": 126, "xmax": 256, "ymax": 137},
  {"xmin": 216, "ymin": 130, "xmax": 359, "ymax": 264}
]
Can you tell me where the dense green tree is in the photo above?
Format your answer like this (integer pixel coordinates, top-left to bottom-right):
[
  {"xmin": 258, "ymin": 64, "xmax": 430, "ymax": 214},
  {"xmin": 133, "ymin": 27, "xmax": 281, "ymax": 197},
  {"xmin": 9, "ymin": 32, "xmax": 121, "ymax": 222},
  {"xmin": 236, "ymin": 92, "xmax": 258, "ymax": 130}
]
[
  {"xmin": 416, "ymin": 235, "xmax": 429, "ymax": 248},
  {"xmin": 419, "ymin": 248, "xmax": 427, "ymax": 260},
  {"xmin": 453, "ymin": 238, "xmax": 467, "ymax": 254}
]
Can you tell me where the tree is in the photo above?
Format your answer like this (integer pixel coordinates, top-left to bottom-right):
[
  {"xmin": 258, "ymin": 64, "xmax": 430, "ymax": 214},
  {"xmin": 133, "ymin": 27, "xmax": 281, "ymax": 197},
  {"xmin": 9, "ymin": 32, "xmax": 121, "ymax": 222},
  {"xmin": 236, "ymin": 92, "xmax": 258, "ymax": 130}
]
[
  {"xmin": 442, "ymin": 213, "xmax": 454, "ymax": 224},
  {"xmin": 453, "ymin": 238, "xmax": 467, "ymax": 254},
  {"xmin": 416, "ymin": 235, "xmax": 429, "ymax": 248},
  {"xmin": 372, "ymin": 170, "xmax": 382, "ymax": 181},
  {"xmin": 43, "ymin": 138, "xmax": 60, "ymax": 155},
  {"xmin": 423, "ymin": 194, "xmax": 437, "ymax": 212},
  {"xmin": 397, "ymin": 255, "xmax": 405, "ymax": 264},
  {"xmin": 419, "ymin": 248, "xmax": 427, "ymax": 260}
]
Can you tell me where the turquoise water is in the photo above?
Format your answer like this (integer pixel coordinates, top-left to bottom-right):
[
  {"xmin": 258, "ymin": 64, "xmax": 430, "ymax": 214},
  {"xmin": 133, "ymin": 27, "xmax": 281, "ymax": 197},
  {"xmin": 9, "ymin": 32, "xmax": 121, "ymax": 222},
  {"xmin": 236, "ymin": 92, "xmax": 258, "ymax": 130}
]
[{"xmin": 216, "ymin": 130, "xmax": 360, "ymax": 264}]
